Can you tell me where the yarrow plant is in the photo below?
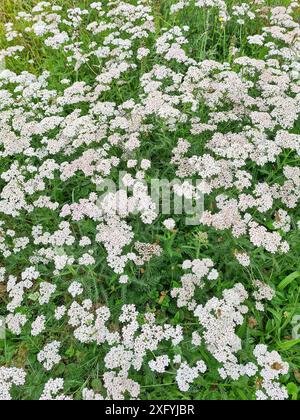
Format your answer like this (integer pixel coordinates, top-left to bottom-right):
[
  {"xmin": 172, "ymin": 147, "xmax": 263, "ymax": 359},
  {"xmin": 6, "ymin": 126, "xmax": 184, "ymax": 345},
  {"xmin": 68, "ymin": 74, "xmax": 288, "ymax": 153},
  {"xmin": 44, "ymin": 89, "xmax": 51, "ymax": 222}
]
[{"xmin": 0, "ymin": 0, "xmax": 299, "ymax": 401}]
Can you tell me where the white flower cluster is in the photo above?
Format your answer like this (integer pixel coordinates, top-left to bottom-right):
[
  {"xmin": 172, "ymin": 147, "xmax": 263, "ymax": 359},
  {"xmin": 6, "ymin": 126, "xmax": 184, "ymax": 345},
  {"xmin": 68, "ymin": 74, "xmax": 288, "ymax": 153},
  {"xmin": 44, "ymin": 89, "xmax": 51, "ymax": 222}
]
[
  {"xmin": 235, "ymin": 252, "xmax": 251, "ymax": 267},
  {"xmin": 254, "ymin": 345, "xmax": 289, "ymax": 400},
  {"xmin": 40, "ymin": 378, "xmax": 72, "ymax": 401},
  {"xmin": 176, "ymin": 360, "xmax": 207, "ymax": 392},
  {"xmin": 163, "ymin": 218, "xmax": 176, "ymax": 231},
  {"xmin": 171, "ymin": 259, "xmax": 218, "ymax": 309},
  {"xmin": 194, "ymin": 284, "xmax": 258, "ymax": 380},
  {"xmin": 37, "ymin": 341, "xmax": 62, "ymax": 371},
  {"xmin": 66, "ymin": 302, "xmax": 184, "ymax": 399},
  {"xmin": 149, "ymin": 355, "xmax": 170, "ymax": 373},
  {"xmin": 31, "ymin": 315, "xmax": 46, "ymax": 336},
  {"xmin": 232, "ymin": 3, "xmax": 255, "ymax": 25},
  {"xmin": 253, "ymin": 280, "xmax": 276, "ymax": 312}
]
